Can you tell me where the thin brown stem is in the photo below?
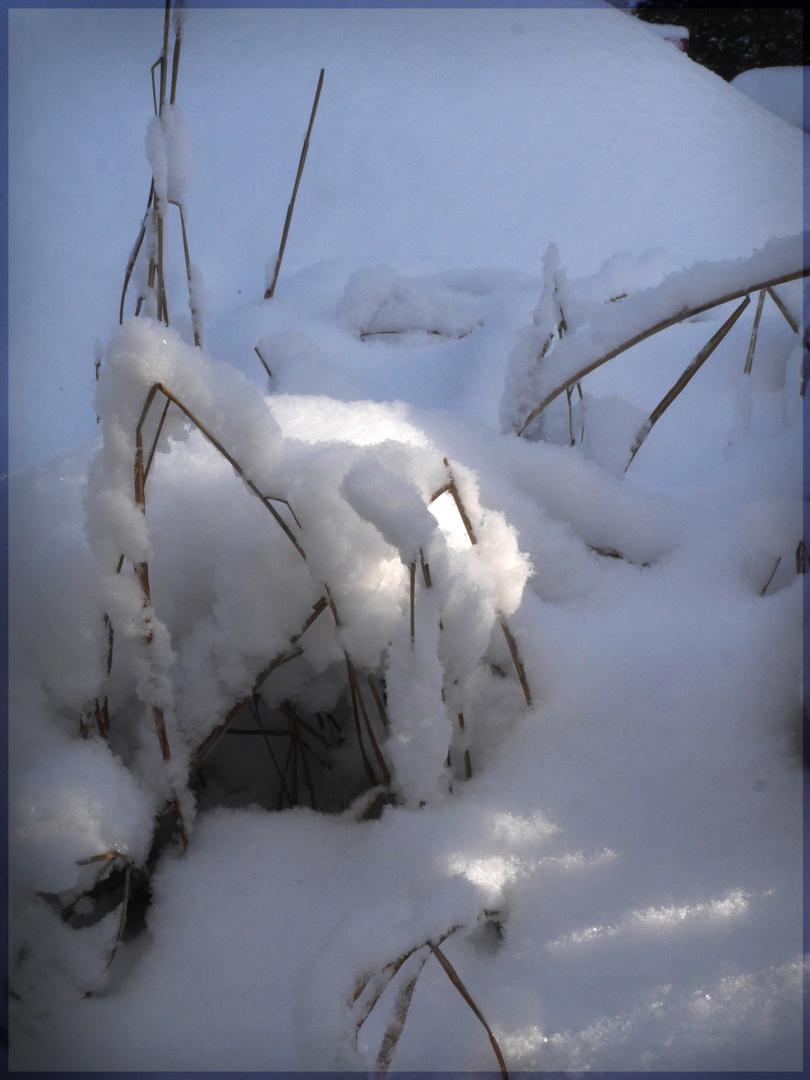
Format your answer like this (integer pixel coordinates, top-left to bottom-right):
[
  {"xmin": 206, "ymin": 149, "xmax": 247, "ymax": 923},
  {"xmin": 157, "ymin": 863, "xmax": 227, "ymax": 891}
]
[
  {"xmin": 169, "ymin": 200, "xmax": 202, "ymax": 347},
  {"xmin": 265, "ymin": 69, "xmax": 324, "ymax": 300},
  {"xmin": 375, "ymin": 951, "xmax": 431, "ymax": 1071},
  {"xmin": 625, "ymin": 295, "xmax": 750, "ymax": 472},
  {"xmin": 429, "ymin": 941, "xmax": 509, "ymax": 1080},
  {"xmin": 368, "ymin": 674, "xmax": 390, "ymax": 731},
  {"xmin": 430, "ymin": 459, "xmax": 477, "ymax": 545},
  {"xmin": 190, "ymin": 647, "xmax": 302, "ymax": 772},
  {"xmin": 409, "ymin": 560, "xmax": 416, "ymax": 645},
  {"xmin": 144, "ymin": 396, "xmax": 172, "ymax": 483},
  {"xmin": 158, "ymin": 0, "xmax": 170, "ymax": 116},
  {"xmin": 144, "ymin": 382, "xmax": 306, "ymax": 559},
  {"xmin": 767, "ymin": 285, "xmax": 799, "ymax": 334},
  {"xmin": 760, "ymin": 555, "xmax": 782, "ymax": 596},
  {"xmin": 169, "ymin": 5, "xmax": 182, "ymax": 106},
  {"xmin": 499, "ymin": 616, "xmax": 532, "ymax": 708},
  {"xmin": 254, "ymin": 346, "xmax": 273, "ymax": 380},
  {"xmin": 744, "ymin": 290, "xmax": 767, "ymax": 375},
  {"xmin": 120, "ymin": 181, "xmax": 155, "ymax": 324},
  {"xmin": 347, "ymin": 656, "xmax": 390, "ymax": 783}
]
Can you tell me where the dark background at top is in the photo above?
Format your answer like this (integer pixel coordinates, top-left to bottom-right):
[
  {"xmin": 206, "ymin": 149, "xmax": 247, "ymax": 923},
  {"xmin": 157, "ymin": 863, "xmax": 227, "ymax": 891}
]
[{"xmin": 628, "ymin": 3, "xmax": 804, "ymax": 81}]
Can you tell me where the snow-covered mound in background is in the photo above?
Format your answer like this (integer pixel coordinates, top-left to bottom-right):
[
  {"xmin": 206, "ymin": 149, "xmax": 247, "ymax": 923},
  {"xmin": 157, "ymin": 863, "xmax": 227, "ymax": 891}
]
[
  {"xmin": 9, "ymin": 4, "xmax": 803, "ymax": 471},
  {"xmin": 731, "ymin": 66, "xmax": 808, "ymax": 133}
]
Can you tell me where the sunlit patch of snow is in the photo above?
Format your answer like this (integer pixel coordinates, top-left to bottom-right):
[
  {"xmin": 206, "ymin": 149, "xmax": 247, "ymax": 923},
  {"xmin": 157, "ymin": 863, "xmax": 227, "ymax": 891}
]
[
  {"xmin": 267, "ymin": 394, "xmax": 430, "ymax": 448},
  {"xmin": 427, "ymin": 489, "xmax": 471, "ymax": 550},
  {"xmin": 549, "ymin": 888, "xmax": 755, "ymax": 949},
  {"xmin": 489, "ymin": 810, "xmax": 558, "ymax": 843},
  {"xmin": 447, "ymin": 854, "xmax": 524, "ymax": 899},
  {"xmin": 500, "ymin": 956, "xmax": 803, "ymax": 1070}
]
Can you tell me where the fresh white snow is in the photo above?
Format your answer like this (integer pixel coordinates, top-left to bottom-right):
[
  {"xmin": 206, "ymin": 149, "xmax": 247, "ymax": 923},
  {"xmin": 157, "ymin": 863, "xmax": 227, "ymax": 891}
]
[{"xmin": 7, "ymin": 4, "xmax": 806, "ymax": 1072}]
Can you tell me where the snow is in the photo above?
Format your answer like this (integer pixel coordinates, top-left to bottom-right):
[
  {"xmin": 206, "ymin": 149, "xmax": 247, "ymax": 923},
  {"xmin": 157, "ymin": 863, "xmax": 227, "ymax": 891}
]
[
  {"xmin": 7, "ymin": 4, "xmax": 805, "ymax": 1073},
  {"xmin": 731, "ymin": 67, "xmax": 808, "ymax": 134}
]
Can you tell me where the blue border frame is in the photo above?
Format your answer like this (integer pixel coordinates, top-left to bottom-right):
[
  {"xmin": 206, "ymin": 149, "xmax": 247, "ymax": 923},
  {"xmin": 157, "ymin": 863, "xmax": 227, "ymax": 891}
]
[{"xmin": 2, "ymin": 1, "xmax": 806, "ymax": 1077}]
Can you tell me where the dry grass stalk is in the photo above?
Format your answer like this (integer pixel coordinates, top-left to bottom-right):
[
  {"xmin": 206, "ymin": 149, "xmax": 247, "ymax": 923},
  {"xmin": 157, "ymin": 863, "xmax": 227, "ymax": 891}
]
[
  {"xmin": 254, "ymin": 345, "xmax": 273, "ymax": 380},
  {"xmin": 190, "ymin": 648, "xmax": 302, "ymax": 771},
  {"xmin": 157, "ymin": 0, "xmax": 171, "ymax": 112},
  {"xmin": 106, "ymin": 861, "xmax": 132, "ymax": 968},
  {"xmin": 94, "ymin": 697, "xmax": 111, "ymax": 740},
  {"xmin": 499, "ymin": 617, "xmax": 532, "ymax": 708},
  {"xmin": 280, "ymin": 701, "xmax": 334, "ymax": 748},
  {"xmin": 279, "ymin": 702, "xmax": 318, "ymax": 809},
  {"xmin": 265, "ymin": 68, "xmax": 325, "ymax": 300},
  {"xmin": 358, "ymin": 325, "xmax": 479, "ymax": 342},
  {"xmin": 518, "ymin": 266, "xmax": 810, "ymax": 435},
  {"xmin": 290, "ymin": 596, "xmax": 329, "ymax": 644},
  {"xmin": 766, "ymin": 285, "xmax": 799, "ymax": 334},
  {"xmin": 430, "ymin": 459, "xmax": 478, "ymax": 545},
  {"xmin": 353, "ymin": 954, "xmax": 407, "ymax": 1033},
  {"xmin": 170, "ymin": 795, "xmax": 189, "ymax": 849},
  {"xmin": 347, "ymin": 655, "xmax": 391, "ymax": 784},
  {"xmin": 743, "ymin": 289, "xmax": 767, "ymax": 375},
  {"xmin": 420, "ymin": 548, "xmax": 431, "ymax": 588},
  {"xmin": 119, "ymin": 183, "xmax": 154, "ymax": 324},
  {"xmin": 456, "ymin": 712, "xmax": 472, "ymax": 780},
  {"xmin": 353, "ymin": 923, "xmax": 462, "ymax": 1038},
  {"xmin": 375, "ymin": 950, "xmax": 431, "ymax": 1070},
  {"xmin": 134, "ymin": 388, "xmax": 173, "ymax": 764},
  {"xmin": 428, "ymin": 940, "xmax": 509, "ymax": 1079},
  {"xmin": 368, "ymin": 674, "xmax": 390, "ymax": 731},
  {"xmin": 76, "ymin": 850, "xmax": 124, "ymax": 868},
  {"xmin": 154, "ymin": 212, "xmax": 169, "ymax": 327},
  {"xmin": 353, "ymin": 923, "xmax": 507, "ymax": 1076},
  {"xmin": 138, "ymin": 381, "xmax": 306, "ymax": 559},
  {"xmin": 121, "ymin": 2, "xmax": 203, "ymax": 349},
  {"xmin": 625, "ymin": 295, "xmax": 750, "ymax": 472},
  {"xmin": 144, "ymin": 396, "xmax": 172, "ymax": 482},
  {"xmin": 346, "ymin": 656, "xmax": 377, "ymax": 785},
  {"xmin": 169, "ymin": 1, "xmax": 183, "ymax": 106},
  {"xmin": 247, "ymin": 697, "xmax": 295, "ymax": 806},
  {"xmin": 566, "ymin": 386, "xmax": 575, "ymax": 446},
  {"xmin": 72, "ymin": 851, "xmax": 137, "ymax": 964},
  {"xmin": 431, "ymin": 460, "xmax": 533, "ymax": 708},
  {"xmin": 409, "ymin": 560, "xmax": 416, "ymax": 645},
  {"xmin": 169, "ymin": 199, "xmax": 202, "ymax": 347},
  {"xmin": 760, "ymin": 555, "xmax": 782, "ymax": 596}
]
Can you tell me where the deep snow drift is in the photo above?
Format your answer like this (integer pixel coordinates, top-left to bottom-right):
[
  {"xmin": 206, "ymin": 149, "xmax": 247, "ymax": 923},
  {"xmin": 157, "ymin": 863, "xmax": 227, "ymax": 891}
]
[{"xmin": 7, "ymin": 5, "xmax": 805, "ymax": 1071}]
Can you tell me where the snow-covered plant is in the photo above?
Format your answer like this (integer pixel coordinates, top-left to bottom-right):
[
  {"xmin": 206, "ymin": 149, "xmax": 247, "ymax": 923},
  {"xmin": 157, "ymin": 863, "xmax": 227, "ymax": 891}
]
[
  {"xmin": 503, "ymin": 233, "xmax": 808, "ymax": 472},
  {"xmin": 86, "ymin": 314, "xmax": 534, "ymax": 823},
  {"xmin": 69, "ymin": 14, "xmax": 534, "ymax": 1027}
]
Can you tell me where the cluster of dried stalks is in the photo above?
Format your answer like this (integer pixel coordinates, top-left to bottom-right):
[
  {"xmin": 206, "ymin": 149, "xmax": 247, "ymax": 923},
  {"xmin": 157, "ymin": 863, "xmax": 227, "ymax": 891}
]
[{"xmin": 517, "ymin": 265, "xmax": 809, "ymax": 476}]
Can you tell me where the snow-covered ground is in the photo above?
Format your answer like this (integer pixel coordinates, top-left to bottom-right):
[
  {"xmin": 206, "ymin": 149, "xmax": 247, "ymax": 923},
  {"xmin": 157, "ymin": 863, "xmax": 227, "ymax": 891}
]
[{"xmin": 8, "ymin": 4, "xmax": 806, "ymax": 1071}]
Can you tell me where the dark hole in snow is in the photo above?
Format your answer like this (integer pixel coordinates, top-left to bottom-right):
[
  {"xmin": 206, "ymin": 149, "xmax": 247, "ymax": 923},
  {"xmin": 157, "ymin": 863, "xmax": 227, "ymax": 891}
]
[{"xmin": 190, "ymin": 689, "xmax": 387, "ymax": 817}]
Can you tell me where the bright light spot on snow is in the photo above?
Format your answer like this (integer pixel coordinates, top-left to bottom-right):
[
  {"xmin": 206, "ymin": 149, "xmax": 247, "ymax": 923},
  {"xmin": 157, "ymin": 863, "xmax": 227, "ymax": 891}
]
[
  {"xmin": 490, "ymin": 811, "xmax": 558, "ymax": 842},
  {"xmin": 428, "ymin": 490, "xmax": 471, "ymax": 549},
  {"xmin": 268, "ymin": 394, "xmax": 430, "ymax": 448},
  {"xmin": 549, "ymin": 889, "xmax": 753, "ymax": 949},
  {"xmin": 447, "ymin": 854, "xmax": 522, "ymax": 898},
  {"xmin": 630, "ymin": 888, "xmax": 752, "ymax": 927}
]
